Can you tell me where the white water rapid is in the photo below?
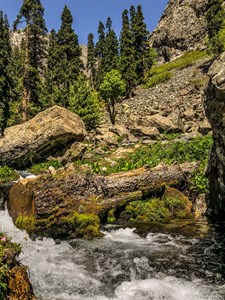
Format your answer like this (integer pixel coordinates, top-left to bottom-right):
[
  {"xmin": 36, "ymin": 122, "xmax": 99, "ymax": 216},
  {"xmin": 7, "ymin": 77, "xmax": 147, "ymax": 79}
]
[{"xmin": 1, "ymin": 209, "xmax": 225, "ymax": 300}]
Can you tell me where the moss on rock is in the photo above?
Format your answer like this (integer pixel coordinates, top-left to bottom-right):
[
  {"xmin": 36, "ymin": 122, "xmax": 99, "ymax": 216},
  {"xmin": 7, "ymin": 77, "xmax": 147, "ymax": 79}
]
[{"xmin": 118, "ymin": 187, "xmax": 192, "ymax": 224}]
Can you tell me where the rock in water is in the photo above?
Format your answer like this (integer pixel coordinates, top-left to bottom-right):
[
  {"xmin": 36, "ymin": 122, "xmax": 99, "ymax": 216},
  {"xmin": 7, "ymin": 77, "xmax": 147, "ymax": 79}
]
[
  {"xmin": 204, "ymin": 52, "xmax": 225, "ymax": 221},
  {"xmin": 0, "ymin": 106, "xmax": 86, "ymax": 169},
  {"xmin": 150, "ymin": 0, "xmax": 208, "ymax": 62}
]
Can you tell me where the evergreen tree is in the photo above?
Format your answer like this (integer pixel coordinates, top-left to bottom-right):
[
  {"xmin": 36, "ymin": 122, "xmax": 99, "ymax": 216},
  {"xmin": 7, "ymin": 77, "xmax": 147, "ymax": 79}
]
[
  {"xmin": 87, "ymin": 33, "xmax": 96, "ymax": 86},
  {"xmin": 103, "ymin": 17, "xmax": 119, "ymax": 73},
  {"xmin": 95, "ymin": 21, "xmax": 106, "ymax": 88},
  {"xmin": 120, "ymin": 9, "xmax": 137, "ymax": 97},
  {"xmin": 42, "ymin": 29, "xmax": 59, "ymax": 107},
  {"xmin": 0, "ymin": 12, "xmax": 11, "ymax": 135},
  {"xmin": 8, "ymin": 43, "xmax": 26, "ymax": 126},
  {"xmin": 206, "ymin": 0, "xmax": 225, "ymax": 55},
  {"xmin": 130, "ymin": 5, "xmax": 150, "ymax": 82},
  {"xmin": 13, "ymin": 0, "xmax": 48, "ymax": 122},
  {"xmin": 69, "ymin": 75, "xmax": 100, "ymax": 130},
  {"xmin": 54, "ymin": 5, "xmax": 83, "ymax": 107}
]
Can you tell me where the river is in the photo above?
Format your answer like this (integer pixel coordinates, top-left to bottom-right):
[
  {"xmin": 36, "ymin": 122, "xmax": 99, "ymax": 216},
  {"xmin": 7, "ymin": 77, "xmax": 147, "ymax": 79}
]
[{"xmin": 1, "ymin": 208, "xmax": 225, "ymax": 300}]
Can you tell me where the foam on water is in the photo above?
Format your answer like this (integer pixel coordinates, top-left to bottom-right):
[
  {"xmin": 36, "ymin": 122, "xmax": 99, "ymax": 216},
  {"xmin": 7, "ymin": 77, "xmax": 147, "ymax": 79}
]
[{"xmin": 1, "ymin": 210, "xmax": 225, "ymax": 300}]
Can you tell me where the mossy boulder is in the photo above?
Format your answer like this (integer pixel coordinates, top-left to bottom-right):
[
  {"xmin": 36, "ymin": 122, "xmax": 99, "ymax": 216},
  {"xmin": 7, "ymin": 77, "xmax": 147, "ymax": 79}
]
[{"xmin": 117, "ymin": 187, "xmax": 192, "ymax": 223}]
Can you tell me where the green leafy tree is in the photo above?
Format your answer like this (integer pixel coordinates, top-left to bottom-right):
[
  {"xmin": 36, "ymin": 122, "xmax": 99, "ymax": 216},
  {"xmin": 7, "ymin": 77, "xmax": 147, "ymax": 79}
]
[
  {"xmin": 87, "ymin": 33, "xmax": 96, "ymax": 86},
  {"xmin": 103, "ymin": 17, "xmax": 119, "ymax": 73},
  {"xmin": 206, "ymin": 0, "xmax": 225, "ymax": 55},
  {"xmin": 120, "ymin": 9, "xmax": 137, "ymax": 97},
  {"xmin": 54, "ymin": 5, "xmax": 83, "ymax": 107},
  {"xmin": 0, "ymin": 12, "xmax": 11, "ymax": 135},
  {"xmin": 13, "ymin": 0, "xmax": 48, "ymax": 122},
  {"xmin": 69, "ymin": 75, "xmax": 100, "ymax": 130},
  {"xmin": 99, "ymin": 69, "xmax": 126, "ymax": 124}
]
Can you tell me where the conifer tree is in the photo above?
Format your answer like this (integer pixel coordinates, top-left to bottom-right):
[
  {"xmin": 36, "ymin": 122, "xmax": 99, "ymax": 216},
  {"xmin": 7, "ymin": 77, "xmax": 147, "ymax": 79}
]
[
  {"xmin": 69, "ymin": 75, "xmax": 100, "ymax": 130},
  {"xmin": 129, "ymin": 5, "xmax": 150, "ymax": 82},
  {"xmin": 103, "ymin": 17, "xmax": 119, "ymax": 73},
  {"xmin": 206, "ymin": 0, "xmax": 225, "ymax": 55},
  {"xmin": 0, "ymin": 12, "xmax": 11, "ymax": 135},
  {"xmin": 54, "ymin": 5, "xmax": 83, "ymax": 107},
  {"xmin": 95, "ymin": 21, "xmax": 106, "ymax": 88},
  {"xmin": 14, "ymin": 0, "xmax": 48, "ymax": 122},
  {"xmin": 87, "ymin": 33, "xmax": 96, "ymax": 86},
  {"xmin": 120, "ymin": 9, "xmax": 137, "ymax": 97},
  {"xmin": 42, "ymin": 29, "xmax": 59, "ymax": 107}
]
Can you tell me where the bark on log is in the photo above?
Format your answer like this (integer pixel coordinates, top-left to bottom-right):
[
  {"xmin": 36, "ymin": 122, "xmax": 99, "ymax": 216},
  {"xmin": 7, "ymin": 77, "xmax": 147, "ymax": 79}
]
[{"xmin": 8, "ymin": 162, "xmax": 199, "ymax": 239}]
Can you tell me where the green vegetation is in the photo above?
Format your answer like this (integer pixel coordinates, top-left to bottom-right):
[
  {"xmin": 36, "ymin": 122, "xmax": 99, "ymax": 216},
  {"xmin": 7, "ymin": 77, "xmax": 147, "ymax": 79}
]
[
  {"xmin": 144, "ymin": 50, "xmax": 208, "ymax": 88},
  {"xmin": 0, "ymin": 233, "xmax": 21, "ymax": 299},
  {"xmin": 119, "ymin": 192, "xmax": 191, "ymax": 223},
  {"xmin": 68, "ymin": 75, "xmax": 100, "ymax": 130},
  {"xmin": 15, "ymin": 211, "xmax": 102, "ymax": 240},
  {"xmin": 0, "ymin": 166, "xmax": 19, "ymax": 181},
  {"xmin": 77, "ymin": 135, "xmax": 212, "ymax": 193},
  {"xmin": 28, "ymin": 160, "xmax": 62, "ymax": 175},
  {"xmin": 100, "ymin": 69, "xmax": 126, "ymax": 124},
  {"xmin": 206, "ymin": 0, "xmax": 225, "ymax": 55}
]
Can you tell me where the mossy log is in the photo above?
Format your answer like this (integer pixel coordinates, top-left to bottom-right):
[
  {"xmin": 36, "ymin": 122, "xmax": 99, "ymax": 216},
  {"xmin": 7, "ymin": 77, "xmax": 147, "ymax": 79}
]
[{"xmin": 8, "ymin": 162, "xmax": 199, "ymax": 239}]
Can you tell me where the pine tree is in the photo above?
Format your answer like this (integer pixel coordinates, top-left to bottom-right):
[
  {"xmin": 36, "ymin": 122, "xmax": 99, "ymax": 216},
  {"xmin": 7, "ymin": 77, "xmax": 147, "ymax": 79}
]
[
  {"xmin": 103, "ymin": 17, "xmax": 119, "ymax": 73},
  {"xmin": 54, "ymin": 5, "xmax": 83, "ymax": 107},
  {"xmin": 206, "ymin": 0, "xmax": 225, "ymax": 55},
  {"xmin": 130, "ymin": 5, "xmax": 150, "ymax": 82},
  {"xmin": 0, "ymin": 12, "xmax": 11, "ymax": 135},
  {"xmin": 13, "ymin": 0, "xmax": 48, "ymax": 122},
  {"xmin": 95, "ymin": 21, "xmax": 106, "ymax": 88},
  {"xmin": 120, "ymin": 9, "xmax": 137, "ymax": 97},
  {"xmin": 8, "ymin": 42, "xmax": 26, "ymax": 126},
  {"xmin": 87, "ymin": 33, "xmax": 96, "ymax": 86},
  {"xmin": 69, "ymin": 75, "xmax": 100, "ymax": 130},
  {"xmin": 42, "ymin": 29, "xmax": 59, "ymax": 107}
]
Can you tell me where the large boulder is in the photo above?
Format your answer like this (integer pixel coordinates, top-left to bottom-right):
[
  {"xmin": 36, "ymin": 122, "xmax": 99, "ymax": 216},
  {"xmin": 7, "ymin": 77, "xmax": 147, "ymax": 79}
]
[
  {"xmin": 150, "ymin": 0, "xmax": 208, "ymax": 62},
  {"xmin": 0, "ymin": 106, "xmax": 86, "ymax": 169},
  {"xmin": 204, "ymin": 52, "xmax": 225, "ymax": 220}
]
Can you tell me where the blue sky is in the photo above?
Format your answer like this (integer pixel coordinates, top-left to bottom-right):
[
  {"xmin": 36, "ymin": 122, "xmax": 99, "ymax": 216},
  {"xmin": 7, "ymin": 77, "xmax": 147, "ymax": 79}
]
[{"xmin": 0, "ymin": 0, "xmax": 168, "ymax": 44}]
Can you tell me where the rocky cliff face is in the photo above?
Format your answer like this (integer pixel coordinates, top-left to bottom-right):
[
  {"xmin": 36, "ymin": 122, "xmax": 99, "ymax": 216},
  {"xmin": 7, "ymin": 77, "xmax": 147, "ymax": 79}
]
[
  {"xmin": 204, "ymin": 53, "xmax": 225, "ymax": 221},
  {"xmin": 150, "ymin": 0, "xmax": 208, "ymax": 62}
]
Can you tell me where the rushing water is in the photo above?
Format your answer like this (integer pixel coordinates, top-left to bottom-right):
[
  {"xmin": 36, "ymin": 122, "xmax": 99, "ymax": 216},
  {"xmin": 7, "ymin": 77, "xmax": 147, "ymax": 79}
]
[{"xmin": 1, "ymin": 209, "xmax": 225, "ymax": 300}]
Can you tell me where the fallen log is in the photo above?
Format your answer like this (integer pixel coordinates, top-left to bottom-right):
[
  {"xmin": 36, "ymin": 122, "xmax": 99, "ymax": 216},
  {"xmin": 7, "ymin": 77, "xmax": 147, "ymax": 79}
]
[{"xmin": 8, "ymin": 161, "xmax": 199, "ymax": 239}]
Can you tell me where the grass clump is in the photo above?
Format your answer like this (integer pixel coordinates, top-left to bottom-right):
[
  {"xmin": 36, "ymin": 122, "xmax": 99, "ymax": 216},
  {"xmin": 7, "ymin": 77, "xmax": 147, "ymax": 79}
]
[
  {"xmin": 28, "ymin": 160, "xmax": 62, "ymax": 175},
  {"xmin": 144, "ymin": 50, "xmax": 207, "ymax": 88},
  {"xmin": 144, "ymin": 71, "xmax": 173, "ymax": 88},
  {"xmin": 0, "ymin": 166, "xmax": 19, "ymax": 182}
]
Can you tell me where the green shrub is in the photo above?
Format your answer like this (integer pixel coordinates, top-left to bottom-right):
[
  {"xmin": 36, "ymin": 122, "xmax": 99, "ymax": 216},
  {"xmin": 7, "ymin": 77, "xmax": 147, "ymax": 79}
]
[
  {"xmin": 144, "ymin": 71, "xmax": 173, "ymax": 88},
  {"xmin": 0, "ymin": 166, "xmax": 19, "ymax": 181},
  {"xmin": 28, "ymin": 160, "xmax": 62, "ymax": 175}
]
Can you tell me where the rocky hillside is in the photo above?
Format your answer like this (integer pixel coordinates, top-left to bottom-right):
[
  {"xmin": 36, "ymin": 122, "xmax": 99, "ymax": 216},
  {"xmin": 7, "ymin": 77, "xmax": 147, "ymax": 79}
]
[
  {"xmin": 150, "ymin": 0, "xmax": 208, "ymax": 62},
  {"xmin": 97, "ymin": 53, "xmax": 211, "ymax": 143}
]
